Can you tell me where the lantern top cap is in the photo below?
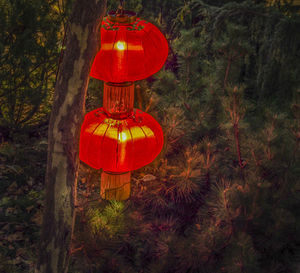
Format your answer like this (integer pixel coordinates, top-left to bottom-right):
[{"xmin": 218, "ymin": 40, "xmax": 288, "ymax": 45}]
[{"xmin": 108, "ymin": 10, "xmax": 137, "ymax": 24}]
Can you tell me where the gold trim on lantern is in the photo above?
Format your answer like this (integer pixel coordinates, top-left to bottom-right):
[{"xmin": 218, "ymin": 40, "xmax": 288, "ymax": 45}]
[{"xmin": 105, "ymin": 81, "xmax": 133, "ymax": 87}]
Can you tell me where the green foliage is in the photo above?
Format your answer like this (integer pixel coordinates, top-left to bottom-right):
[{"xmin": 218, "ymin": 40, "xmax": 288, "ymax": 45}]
[
  {"xmin": 74, "ymin": 1, "xmax": 300, "ymax": 272},
  {"xmin": 1, "ymin": 0, "xmax": 300, "ymax": 272},
  {"xmin": 87, "ymin": 201, "xmax": 126, "ymax": 237},
  {"xmin": 0, "ymin": 0, "xmax": 64, "ymax": 133},
  {"xmin": 0, "ymin": 139, "xmax": 46, "ymax": 272}
]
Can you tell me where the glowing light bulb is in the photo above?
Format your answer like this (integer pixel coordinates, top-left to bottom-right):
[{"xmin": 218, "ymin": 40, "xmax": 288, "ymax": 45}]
[
  {"xmin": 116, "ymin": 41, "xmax": 126, "ymax": 51},
  {"xmin": 119, "ymin": 131, "xmax": 129, "ymax": 142}
]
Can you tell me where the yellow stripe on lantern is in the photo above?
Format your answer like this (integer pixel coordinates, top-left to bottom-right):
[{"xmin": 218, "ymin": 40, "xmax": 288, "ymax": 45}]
[
  {"xmin": 93, "ymin": 123, "xmax": 109, "ymax": 137},
  {"xmin": 119, "ymin": 129, "xmax": 131, "ymax": 143},
  {"xmin": 105, "ymin": 126, "xmax": 118, "ymax": 140},
  {"xmin": 85, "ymin": 123, "xmax": 99, "ymax": 134},
  {"xmin": 101, "ymin": 43, "xmax": 143, "ymax": 51},
  {"xmin": 141, "ymin": 126, "xmax": 155, "ymax": 138},
  {"xmin": 129, "ymin": 126, "xmax": 145, "ymax": 140},
  {"xmin": 90, "ymin": 122, "xmax": 155, "ymax": 143}
]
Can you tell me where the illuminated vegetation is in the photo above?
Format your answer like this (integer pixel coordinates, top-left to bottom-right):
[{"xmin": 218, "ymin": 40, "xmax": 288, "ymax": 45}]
[{"xmin": 0, "ymin": 0, "xmax": 299, "ymax": 272}]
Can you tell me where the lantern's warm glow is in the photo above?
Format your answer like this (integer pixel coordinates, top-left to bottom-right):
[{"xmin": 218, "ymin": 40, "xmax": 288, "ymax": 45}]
[
  {"xmin": 90, "ymin": 15, "xmax": 169, "ymax": 83},
  {"xmin": 79, "ymin": 108, "xmax": 164, "ymax": 173},
  {"xmin": 87, "ymin": 122, "xmax": 154, "ymax": 143},
  {"xmin": 119, "ymin": 131, "xmax": 129, "ymax": 142},
  {"xmin": 116, "ymin": 41, "xmax": 126, "ymax": 51},
  {"xmin": 80, "ymin": 10, "xmax": 168, "ymax": 200}
]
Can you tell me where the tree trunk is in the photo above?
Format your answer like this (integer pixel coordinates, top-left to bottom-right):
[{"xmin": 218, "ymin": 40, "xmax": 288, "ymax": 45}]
[{"xmin": 36, "ymin": 1, "xmax": 106, "ymax": 272}]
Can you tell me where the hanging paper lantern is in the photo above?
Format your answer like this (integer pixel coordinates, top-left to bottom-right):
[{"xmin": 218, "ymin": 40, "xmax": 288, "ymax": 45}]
[
  {"xmin": 80, "ymin": 8, "xmax": 167, "ymax": 200},
  {"xmin": 79, "ymin": 82, "xmax": 163, "ymax": 200},
  {"xmin": 80, "ymin": 108, "xmax": 163, "ymax": 200},
  {"xmin": 80, "ymin": 107, "xmax": 163, "ymax": 173},
  {"xmin": 90, "ymin": 10, "xmax": 169, "ymax": 83}
]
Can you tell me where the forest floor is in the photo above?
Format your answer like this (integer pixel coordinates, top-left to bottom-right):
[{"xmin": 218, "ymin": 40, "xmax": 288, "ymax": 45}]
[{"xmin": 0, "ymin": 137, "xmax": 47, "ymax": 272}]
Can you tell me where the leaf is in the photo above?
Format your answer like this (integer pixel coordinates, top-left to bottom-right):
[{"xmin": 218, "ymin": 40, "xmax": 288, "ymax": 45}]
[
  {"xmin": 6, "ymin": 165, "xmax": 22, "ymax": 174},
  {"xmin": 6, "ymin": 232, "xmax": 23, "ymax": 242},
  {"xmin": 26, "ymin": 206, "xmax": 35, "ymax": 213},
  {"xmin": 142, "ymin": 174, "xmax": 157, "ymax": 182},
  {"xmin": 31, "ymin": 210, "xmax": 43, "ymax": 226},
  {"xmin": 0, "ymin": 197, "xmax": 10, "ymax": 206}
]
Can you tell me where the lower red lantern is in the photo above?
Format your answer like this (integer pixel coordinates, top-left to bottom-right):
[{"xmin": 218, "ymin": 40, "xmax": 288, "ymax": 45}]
[
  {"xmin": 79, "ymin": 82, "xmax": 163, "ymax": 200},
  {"xmin": 80, "ymin": 107, "xmax": 163, "ymax": 173}
]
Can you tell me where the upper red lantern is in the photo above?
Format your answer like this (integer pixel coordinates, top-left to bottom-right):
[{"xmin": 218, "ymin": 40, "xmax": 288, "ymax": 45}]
[
  {"xmin": 90, "ymin": 11, "xmax": 169, "ymax": 83},
  {"xmin": 79, "ymin": 108, "xmax": 164, "ymax": 173}
]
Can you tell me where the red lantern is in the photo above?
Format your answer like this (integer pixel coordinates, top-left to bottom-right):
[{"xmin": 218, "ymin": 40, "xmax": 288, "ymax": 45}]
[
  {"xmin": 79, "ymin": 108, "xmax": 164, "ymax": 173},
  {"xmin": 80, "ymin": 10, "xmax": 167, "ymax": 200},
  {"xmin": 80, "ymin": 83, "xmax": 163, "ymax": 200},
  {"xmin": 90, "ymin": 11, "xmax": 168, "ymax": 83}
]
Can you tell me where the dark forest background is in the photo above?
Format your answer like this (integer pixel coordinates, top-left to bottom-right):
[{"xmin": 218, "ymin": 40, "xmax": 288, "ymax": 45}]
[{"xmin": 0, "ymin": 0, "xmax": 300, "ymax": 272}]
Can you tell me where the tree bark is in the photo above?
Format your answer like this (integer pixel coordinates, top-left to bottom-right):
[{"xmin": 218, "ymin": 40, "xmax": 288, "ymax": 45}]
[{"xmin": 36, "ymin": 1, "xmax": 106, "ymax": 272}]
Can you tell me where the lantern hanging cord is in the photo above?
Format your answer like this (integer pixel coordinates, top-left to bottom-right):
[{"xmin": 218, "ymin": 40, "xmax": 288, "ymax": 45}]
[{"xmin": 117, "ymin": 0, "xmax": 125, "ymax": 15}]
